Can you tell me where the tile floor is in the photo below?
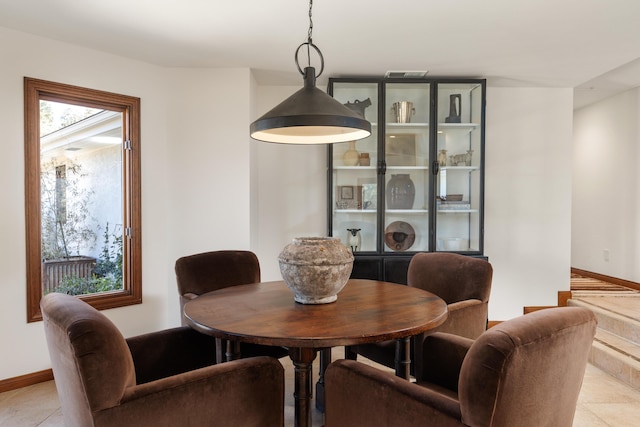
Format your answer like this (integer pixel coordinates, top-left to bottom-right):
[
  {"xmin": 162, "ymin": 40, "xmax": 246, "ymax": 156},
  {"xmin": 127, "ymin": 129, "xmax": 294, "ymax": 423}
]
[{"xmin": 1, "ymin": 349, "xmax": 640, "ymax": 426}]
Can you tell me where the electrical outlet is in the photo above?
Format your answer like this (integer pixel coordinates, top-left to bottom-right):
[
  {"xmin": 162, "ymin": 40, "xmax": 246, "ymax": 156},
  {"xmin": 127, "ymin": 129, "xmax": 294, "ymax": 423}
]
[{"xmin": 603, "ymin": 249, "xmax": 610, "ymax": 262}]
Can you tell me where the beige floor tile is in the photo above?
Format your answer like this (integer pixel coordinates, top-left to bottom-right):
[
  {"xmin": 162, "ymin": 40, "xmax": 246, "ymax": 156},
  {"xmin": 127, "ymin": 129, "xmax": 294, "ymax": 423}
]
[
  {"xmin": 581, "ymin": 403, "xmax": 640, "ymax": 427},
  {"xmin": 573, "ymin": 405, "xmax": 611, "ymax": 427}
]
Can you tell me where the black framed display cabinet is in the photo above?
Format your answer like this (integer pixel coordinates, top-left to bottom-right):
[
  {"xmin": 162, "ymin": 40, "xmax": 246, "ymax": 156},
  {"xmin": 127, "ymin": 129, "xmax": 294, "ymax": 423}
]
[{"xmin": 327, "ymin": 77, "xmax": 486, "ymax": 284}]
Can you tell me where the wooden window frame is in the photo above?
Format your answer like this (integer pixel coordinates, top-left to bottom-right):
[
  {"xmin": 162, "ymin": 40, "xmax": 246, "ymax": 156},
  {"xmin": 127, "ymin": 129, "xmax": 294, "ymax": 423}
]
[{"xmin": 25, "ymin": 77, "xmax": 142, "ymax": 322}]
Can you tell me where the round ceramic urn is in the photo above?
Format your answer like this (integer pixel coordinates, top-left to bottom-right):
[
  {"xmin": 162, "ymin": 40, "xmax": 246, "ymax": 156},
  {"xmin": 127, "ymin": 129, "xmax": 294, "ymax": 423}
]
[{"xmin": 278, "ymin": 237, "xmax": 354, "ymax": 304}]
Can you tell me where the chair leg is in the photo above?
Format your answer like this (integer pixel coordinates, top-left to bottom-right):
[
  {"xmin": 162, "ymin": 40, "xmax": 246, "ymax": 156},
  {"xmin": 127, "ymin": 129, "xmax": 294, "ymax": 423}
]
[
  {"xmin": 344, "ymin": 345, "xmax": 358, "ymax": 360},
  {"xmin": 226, "ymin": 340, "xmax": 241, "ymax": 361},
  {"xmin": 395, "ymin": 337, "xmax": 411, "ymax": 380},
  {"xmin": 215, "ymin": 338, "xmax": 225, "ymax": 364},
  {"xmin": 315, "ymin": 348, "xmax": 331, "ymax": 412}
]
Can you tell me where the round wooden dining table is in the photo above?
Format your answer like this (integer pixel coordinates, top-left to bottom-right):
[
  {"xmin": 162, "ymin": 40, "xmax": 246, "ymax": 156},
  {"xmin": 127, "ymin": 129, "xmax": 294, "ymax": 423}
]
[{"xmin": 184, "ymin": 278, "xmax": 448, "ymax": 427}]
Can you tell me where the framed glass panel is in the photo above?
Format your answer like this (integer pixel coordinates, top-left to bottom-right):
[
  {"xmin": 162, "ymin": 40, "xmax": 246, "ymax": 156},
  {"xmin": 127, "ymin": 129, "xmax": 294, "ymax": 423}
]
[
  {"xmin": 435, "ymin": 82, "xmax": 483, "ymax": 252},
  {"xmin": 329, "ymin": 82, "xmax": 378, "ymax": 252},
  {"xmin": 383, "ymin": 83, "xmax": 430, "ymax": 253}
]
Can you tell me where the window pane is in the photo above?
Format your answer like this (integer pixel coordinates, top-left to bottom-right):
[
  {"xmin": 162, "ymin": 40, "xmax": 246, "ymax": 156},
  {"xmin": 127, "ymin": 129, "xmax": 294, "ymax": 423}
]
[{"xmin": 40, "ymin": 101, "xmax": 124, "ymax": 295}]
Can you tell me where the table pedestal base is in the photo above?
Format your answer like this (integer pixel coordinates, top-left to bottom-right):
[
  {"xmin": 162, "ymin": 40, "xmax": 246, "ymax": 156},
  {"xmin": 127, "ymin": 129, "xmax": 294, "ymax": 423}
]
[{"xmin": 289, "ymin": 347, "xmax": 317, "ymax": 427}]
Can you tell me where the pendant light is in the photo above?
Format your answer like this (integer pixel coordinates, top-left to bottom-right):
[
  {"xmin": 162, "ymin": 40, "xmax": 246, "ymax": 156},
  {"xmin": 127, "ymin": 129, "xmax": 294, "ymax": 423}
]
[{"xmin": 250, "ymin": 0, "xmax": 371, "ymax": 144}]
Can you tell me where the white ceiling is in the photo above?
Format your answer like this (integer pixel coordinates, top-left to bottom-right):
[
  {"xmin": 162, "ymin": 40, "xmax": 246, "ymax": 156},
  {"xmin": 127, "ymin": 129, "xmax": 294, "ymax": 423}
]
[{"xmin": 1, "ymin": 0, "xmax": 639, "ymax": 109}]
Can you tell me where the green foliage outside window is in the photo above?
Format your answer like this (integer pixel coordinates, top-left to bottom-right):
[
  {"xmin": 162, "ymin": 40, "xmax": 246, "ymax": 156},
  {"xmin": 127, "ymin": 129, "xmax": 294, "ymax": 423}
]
[{"xmin": 48, "ymin": 223, "xmax": 123, "ymax": 295}]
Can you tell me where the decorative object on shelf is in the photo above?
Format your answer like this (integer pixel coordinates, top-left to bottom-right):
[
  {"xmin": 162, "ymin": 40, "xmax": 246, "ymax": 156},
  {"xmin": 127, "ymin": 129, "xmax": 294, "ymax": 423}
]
[
  {"xmin": 359, "ymin": 152, "xmax": 370, "ymax": 166},
  {"xmin": 386, "ymin": 174, "xmax": 415, "ymax": 209},
  {"xmin": 391, "ymin": 101, "xmax": 415, "ymax": 123},
  {"xmin": 465, "ymin": 149, "xmax": 473, "ymax": 166},
  {"xmin": 346, "ymin": 228, "xmax": 362, "ymax": 252},
  {"xmin": 278, "ymin": 237, "xmax": 354, "ymax": 304},
  {"xmin": 384, "ymin": 221, "xmax": 416, "ymax": 251},
  {"xmin": 445, "ymin": 94, "xmax": 462, "ymax": 123},
  {"xmin": 361, "ymin": 183, "xmax": 377, "ymax": 210},
  {"xmin": 336, "ymin": 185, "xmax": 362, "ymax": 209},
  {"xmin": 438, "ymin": 201, "xmax": 471, "ymax": 210},
  {"xmin": 385, "ymin": 134, "xmax": 417, "ymax": 166},
  {"xmin": 449, "ymin": 152, "xmax": 471, "ymax": 166},
  {"xmin": 249, "ymin": 0, "xmax": 371, "ymax": 144},
  {"xmin": 342, "ymin": 141, "xmax": 360, "ymax": 166},
  {"xmin": 439, "ymin": 237, "xmax": 469, "ymax": 251},
  {"xmin": 344, "ymin": 98, "xmax": 372, "ymax": 119},
  {"xmin": 438, "ymin": 149, "xmax": 448, "ymax": 167}
]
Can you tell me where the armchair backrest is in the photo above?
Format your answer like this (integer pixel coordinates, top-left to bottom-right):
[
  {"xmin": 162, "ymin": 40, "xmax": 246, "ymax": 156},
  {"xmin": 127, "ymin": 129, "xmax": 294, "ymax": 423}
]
[
  {"xmin": 41, "ymin": 293, "xmax": 136, "ymax": 426},
  {"xmin": 175, "ymin": 250, "xmax": 261, "ymax": 298},
  {"xmin": 459, "ymin": 307, "xmax": 597, "ymax": 427},
  {"xmin": 407, "ymin": 252, "xmax": 492, "ymax": 304}
]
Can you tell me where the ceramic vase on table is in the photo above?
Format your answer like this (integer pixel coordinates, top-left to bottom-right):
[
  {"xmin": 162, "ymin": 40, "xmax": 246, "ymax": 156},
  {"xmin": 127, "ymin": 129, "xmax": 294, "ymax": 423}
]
[{"xmin": 278, "ymin": 237, "xmax": 354, "ymax": 304}]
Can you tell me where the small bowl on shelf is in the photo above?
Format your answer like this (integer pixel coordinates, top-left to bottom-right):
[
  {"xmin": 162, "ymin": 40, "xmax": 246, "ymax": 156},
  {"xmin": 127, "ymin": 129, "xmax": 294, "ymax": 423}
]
[{"xmin": 439, "ymin": 238, "xmax": 469, "ymax": 251}]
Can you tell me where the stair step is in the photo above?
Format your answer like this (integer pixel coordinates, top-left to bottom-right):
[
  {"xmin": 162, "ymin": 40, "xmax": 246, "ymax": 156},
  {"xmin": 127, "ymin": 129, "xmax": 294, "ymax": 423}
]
[
  {"xmin": 590, "ymin": 339, "xmax": 640, "ymax": 391},
  {"xmin": 595, "ymin": 329, "xmax": 640, "ymax": 363},
  {"xmin": 568, "ymin": 296, "xmax": 640, "ymax": 343},
  {"xmin": 568, "ymin": 296, "xmax": 640, "ymax": 391}
]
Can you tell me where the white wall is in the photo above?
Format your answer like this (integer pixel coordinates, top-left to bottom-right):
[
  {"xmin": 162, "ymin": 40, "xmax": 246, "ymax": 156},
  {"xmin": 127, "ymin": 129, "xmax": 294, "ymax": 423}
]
[
  {"xmin": 0, "ymin": 24, "xmax": 577, "ymax": 380},
  {"xmin": 0, "ymin": 27, "xmax": 254, "ymax": 379},
  {"xmin": 484, "ymin": 87, "xmax": 574, "ymax": 320},
  {"xmin": 251, "ymin": 84, "xmax": 328, "ymax": 281},
  {"xmin": 164, "ymin": 67, "xmax": 254, "ymax": 324},
  {"xmin": 572, "ymin": 89, "xmax": 640, "ymax": 281}
]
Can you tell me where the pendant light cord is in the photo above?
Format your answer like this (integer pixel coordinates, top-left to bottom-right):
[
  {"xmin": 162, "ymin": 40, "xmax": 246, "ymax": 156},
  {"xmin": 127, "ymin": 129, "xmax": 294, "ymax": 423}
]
[
  {"xmin": 306, "ymin": 0, "xmax": 313, "ymax": 63},
  {"xmin": 295, "ymin": 0, "xmax": 324, "ymax": 77}
]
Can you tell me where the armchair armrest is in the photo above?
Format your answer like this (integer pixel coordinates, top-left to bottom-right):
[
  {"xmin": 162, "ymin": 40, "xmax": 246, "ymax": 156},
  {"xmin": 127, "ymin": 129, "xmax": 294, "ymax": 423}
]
[
  {"xmin": 439, "ymin": 299, "xmax": 488, "ymax": 339},
  {"xmin": 419, "ymin": 332, "xmax": 474, "ymax": 392},
  {"xmin": 126, "ymin": 326, "xmax": 217, "ymax": 384},
  {"xmin": 94, "ymin": 356, "xmax": 284, "ymax": 427},
  {"xmin": 325, "ymin": 359, "xmax": 461, "ymax": 427}
]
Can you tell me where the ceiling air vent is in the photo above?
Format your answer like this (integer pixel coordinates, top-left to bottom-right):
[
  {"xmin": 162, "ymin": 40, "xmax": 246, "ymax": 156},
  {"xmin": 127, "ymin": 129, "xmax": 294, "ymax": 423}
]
[{"xmin": 385, "ymin": 71, "xmax": 428, "ymax": 78}]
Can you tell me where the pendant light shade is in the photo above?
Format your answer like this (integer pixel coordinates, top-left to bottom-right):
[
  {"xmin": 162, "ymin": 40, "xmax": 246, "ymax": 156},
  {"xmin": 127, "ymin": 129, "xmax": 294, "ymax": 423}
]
[
  {"xmin": 250, "ymin": 0, "xmax": 371, "ymax": 144},
  {"xmin": 251, "ymin": 67, "xmax": 371, "ymax": 144}
]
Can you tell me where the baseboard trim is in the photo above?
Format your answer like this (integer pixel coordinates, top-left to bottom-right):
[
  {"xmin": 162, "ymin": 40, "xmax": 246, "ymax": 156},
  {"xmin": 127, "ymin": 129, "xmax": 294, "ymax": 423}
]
[
  {"xmin": 0, "ymin": 369, "xmax": 53, "ymax": 394},
  {"xmin": 487, "ymin": 320, "xmax": 501, "ymax": 328},
  {"xmin": 571, "ymin": 267, "xmax": 640, "ymax": 291},
  {"xmin": 558, "ymin": 290, "xmax": 572, "ymax": 307},
  {"xmin": 523, "ymin": 306, "xmax": 555, "ymax": 314}
]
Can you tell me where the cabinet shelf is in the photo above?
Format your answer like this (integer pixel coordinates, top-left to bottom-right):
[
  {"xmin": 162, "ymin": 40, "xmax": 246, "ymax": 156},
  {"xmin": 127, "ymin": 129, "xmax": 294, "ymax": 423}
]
[
  {"xmin": 386, "ymin": 209, "xmax": 428, "ymax": 214},
  {"xmin": 383, "ymin": 123, "xmax": 479, "ymax": 132},
  {"xmin": 386, "ymin": 122, "xmax": 429, "ymax": 129},
  {"xmin": 438, "ymin": 123, "xmax": 479, "ymax": 130},
  {"xmin": 386, "ymin": 166, "xmax": 429, "ymax": 171},
  {"xmin": 333, "ymin": 166, "xmax": 377, "ymax": 171},
  {"xmin": 437, "ymin": 209, "xmax": 479, "ymax": 214},
  {"xmin": 335, "ymin": 209, "xmax": 376, "ymax": 214},
  {"xmin": 440, "ymin": 166, "xmax": 480, "ymax": 171}
]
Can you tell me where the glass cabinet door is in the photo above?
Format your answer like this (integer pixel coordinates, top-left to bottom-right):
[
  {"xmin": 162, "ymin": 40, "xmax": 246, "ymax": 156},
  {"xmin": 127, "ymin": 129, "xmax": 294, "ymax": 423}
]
[
  {"xmin": 383, "ymin": 83, "xmax": 430, "ymax": 253},
  {"xmin": 330, "ymin": 82, "xmax": 379, "ymax": 252},
  {"xmin": 435, "ymin": 82, "xmax": 484, "ymax": 252}
]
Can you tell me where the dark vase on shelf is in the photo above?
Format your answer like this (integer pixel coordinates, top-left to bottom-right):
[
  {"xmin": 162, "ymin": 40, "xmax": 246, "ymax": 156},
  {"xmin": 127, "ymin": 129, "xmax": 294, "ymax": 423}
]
[{"xmin": 386, "ymin": 174, "xmax": 415, "ymax": 209}]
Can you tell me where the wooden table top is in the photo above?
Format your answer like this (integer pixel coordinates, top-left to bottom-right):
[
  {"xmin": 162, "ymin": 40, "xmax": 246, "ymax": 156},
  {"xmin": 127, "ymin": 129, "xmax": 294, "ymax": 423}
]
[{"xmin": 184, "ymin": 279, "xmax": 448, "ymax": 348}]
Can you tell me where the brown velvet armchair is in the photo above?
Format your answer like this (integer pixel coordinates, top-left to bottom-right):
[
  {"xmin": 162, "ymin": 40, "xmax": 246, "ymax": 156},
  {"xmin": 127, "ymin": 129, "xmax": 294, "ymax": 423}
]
[
  {"xmin": 326, "ymin": 307, "xmax": 597, "ymax": 427},
  {"xmin": 42, "ymin": 293, "xmax": 284, "ymax": 427},
  {"xmin": 175, "ymin": 250, "xmax": 288, "ymax": 362},
  {"xmin": 346, "ymin": 252, "xmax": 493, "ymax": 377}
]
